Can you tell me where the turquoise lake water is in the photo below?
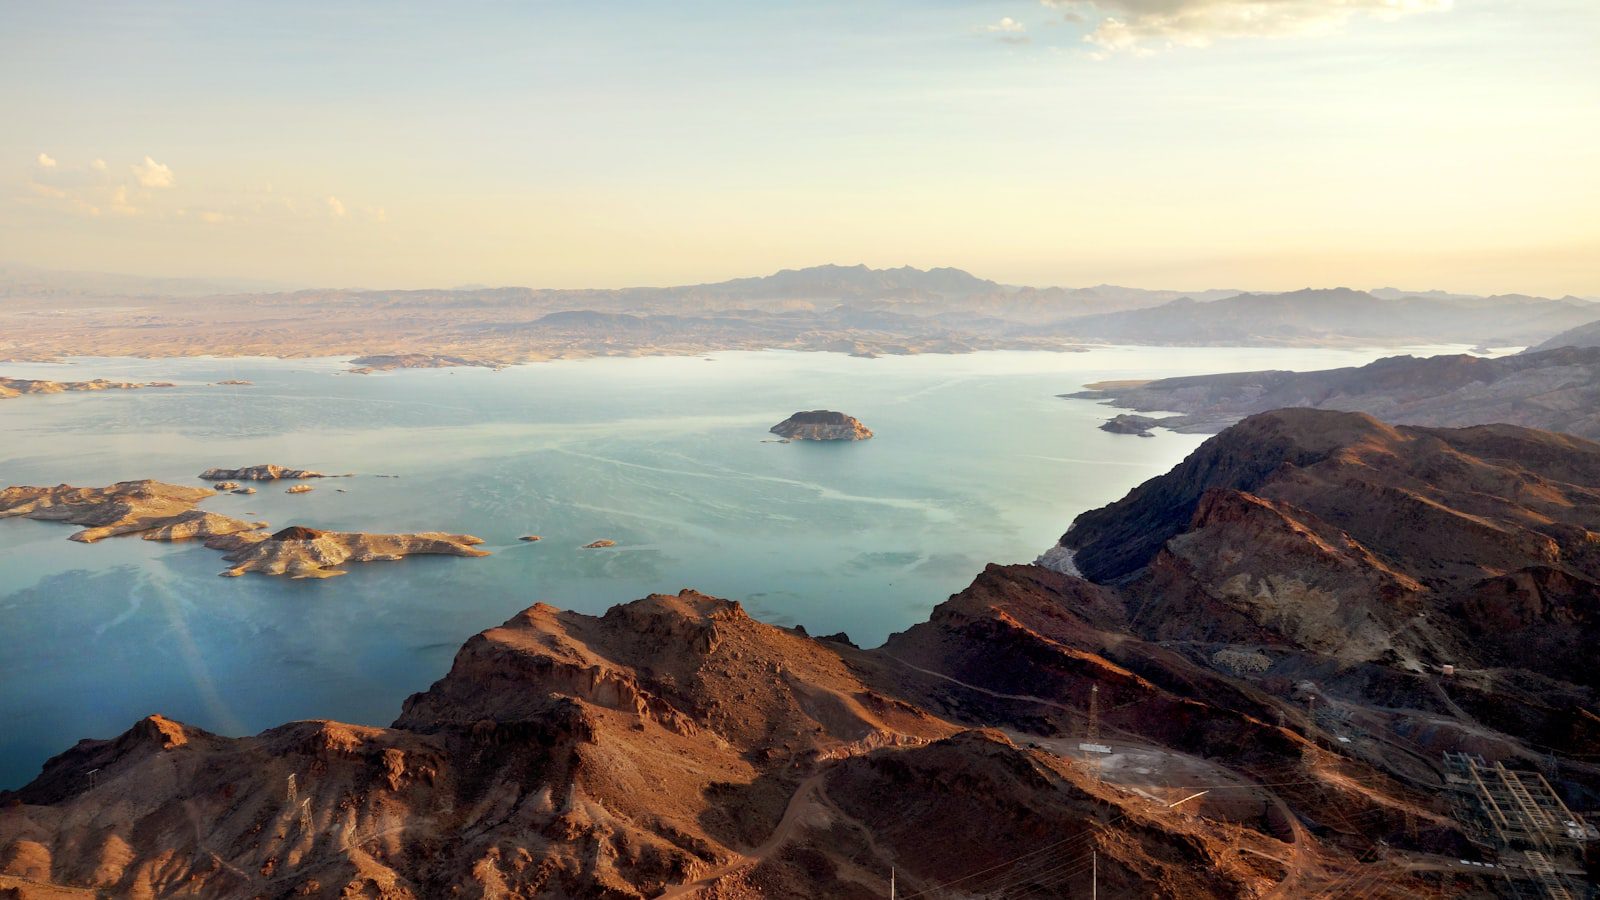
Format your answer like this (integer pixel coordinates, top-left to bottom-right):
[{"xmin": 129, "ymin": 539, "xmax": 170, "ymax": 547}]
[{"xmin": 0, "ymin": 345, "xmax": 1470, "ymax": 787}]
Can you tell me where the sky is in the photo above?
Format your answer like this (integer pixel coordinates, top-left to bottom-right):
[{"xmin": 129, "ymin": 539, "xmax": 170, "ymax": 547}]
[{"xmin": 2, "ymin": 0, "xmax": 1597, "ymax": 296}]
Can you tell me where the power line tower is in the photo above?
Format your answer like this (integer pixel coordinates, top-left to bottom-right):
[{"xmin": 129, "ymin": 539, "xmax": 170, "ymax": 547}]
[{"xmin": 1087, "ymin": 684, "xmax": 1100, "ymax": 744}]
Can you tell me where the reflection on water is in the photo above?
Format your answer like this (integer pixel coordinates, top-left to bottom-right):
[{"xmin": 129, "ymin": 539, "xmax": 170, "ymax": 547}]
[{"xmin": 0, "ymin": 345, "xmax": 1466, "ymax": 786}]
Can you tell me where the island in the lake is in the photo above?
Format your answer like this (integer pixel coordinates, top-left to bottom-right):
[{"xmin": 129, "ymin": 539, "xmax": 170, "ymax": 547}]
[
  {"xmin": 1099, "ymin": 414, "xmax": 1160, "ymax": 437},
  {"xmin": 211, "ymin": 525, "xmax": 488, "ymax": 579},
  {"xmin": 0, "ymin": 375, "xmax": 173, "ymax": 400},
  {"xmin": 347, "ymin": 353, "xmax": 503, "ymax": 374},
  {"xmin": 199, "ymin": 464, "xmax": 327, "ymax": 481},
  {"xmin": 770, "ymin": 410, "xmax": 874, "ymax": 441},
  {"xmin": 0, "ymin": 480, "xmax": 487, "ymax": 578}
]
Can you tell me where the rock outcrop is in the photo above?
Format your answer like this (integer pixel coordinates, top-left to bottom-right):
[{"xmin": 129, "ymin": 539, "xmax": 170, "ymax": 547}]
[
  {"xmin": 199, "ymin": 464, "xmax": 327, "ymax": 481},
  {"xmin": 769, "ymin": 409, "xmax": 873, "ymax": 441},
  {"xmin": 347, "ymin": 353, "xmax": 501, "ymax": 374},
  {"xmin": 1099, "ymin": 413, "xmax": 1159, "ymax": 436},
  {"xmin": 0, "ymin": 481, "xmax": 223, "ymax": 543},
  {"xmin": 0, "ymin": 480, "xmax": 488, "ymax": 579},
  {"xmin": 0, "ymin": 376, "xmax": 173, "ymax": 400},
  {"xmin": 208, "ymin": 527, "xmax": 488, "ymax": 579}
]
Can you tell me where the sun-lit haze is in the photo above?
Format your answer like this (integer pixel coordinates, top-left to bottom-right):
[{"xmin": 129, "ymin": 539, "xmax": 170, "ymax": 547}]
[{"xmin": 3, "ymin": 0, "xmax": 1597, "ymax": 295}]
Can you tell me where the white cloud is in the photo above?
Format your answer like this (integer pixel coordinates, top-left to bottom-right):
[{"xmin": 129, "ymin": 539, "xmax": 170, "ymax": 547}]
[
  {"xmin": 131, "ymin": 155, "xmax": 175, "ymax": 188},
  {"xmin": 988, "ymin": 16, "xmax": 1026, "ymax": 32},
  {"xmin": 1045, "ymin": 0, "xmax": 1452, "ymax": 53},
  {"xmin": 36, "ymin": 152, "xmax": 57, "ymax": 168},
  {"xmin": 91, "ymin": 158, "xmax": 108, "ymax": 172},
  {"xmin": 110, "ymin": 185, "xmax": 139, "ymax": 216},
  {"xmin": 326, "ymin": 195, "xmax": 347, "ymax": 218}
]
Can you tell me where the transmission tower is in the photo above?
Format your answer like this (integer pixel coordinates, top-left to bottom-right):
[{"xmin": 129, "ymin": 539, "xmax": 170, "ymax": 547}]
[{"xmin": 1087, "ymin": 684, "xmax": 1100, "ymax": 743}]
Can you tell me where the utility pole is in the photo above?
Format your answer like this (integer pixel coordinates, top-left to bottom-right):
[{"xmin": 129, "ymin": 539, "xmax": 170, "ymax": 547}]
[
  {"xmin": 889, "ymin": 865, "xmax": 895, "ymax": 900},
  {"xmin": 1092, "ymin": 850, "xmax": 1097, "ymax": 900}
]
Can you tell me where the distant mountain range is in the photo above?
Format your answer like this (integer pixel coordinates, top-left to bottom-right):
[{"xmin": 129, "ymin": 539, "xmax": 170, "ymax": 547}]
[
  {"xmin": 4, "ymin": 263, "xmax": 1597, "ymax": 363},
  {"xmin": 1033, "ymin": 287, "xmax": 1600, "ymax": 347}
]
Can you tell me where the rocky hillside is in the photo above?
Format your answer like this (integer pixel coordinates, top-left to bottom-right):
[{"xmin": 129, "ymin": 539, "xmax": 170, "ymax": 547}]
[
  {"xmin": 1066, "ymin": 346, "xmax": 1600, "ymax": 440},
  {"xmin": 1534, "ymin": 316, "xmax": 1600, "ymax": 351},
  {"xmin": 1060, "ymin": 409, "xmax": 1600, "ymax": 747}
]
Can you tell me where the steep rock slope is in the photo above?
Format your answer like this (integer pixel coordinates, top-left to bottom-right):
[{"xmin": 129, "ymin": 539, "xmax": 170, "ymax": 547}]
[{"xmin": 1057, "ymin": 409, "xmax": 1600, "ymax": 752}]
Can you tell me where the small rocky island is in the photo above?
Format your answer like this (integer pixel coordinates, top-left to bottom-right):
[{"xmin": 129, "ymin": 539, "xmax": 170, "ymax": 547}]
[
  {"xmin": 1099, "ymin": 414, "xmax": 1161, "ymax": 437},
  {"xmin": 0, "ymin": 480, "xmax": 488, "ymax": 578},
  {"xmin": 769, "ymin": 410, "xmax": 873, "ymax": 441},
  {"xmin": 348, "ymin": 354, "xmax": 502, "ymax": 374},
  {"xmin": 200, "ymin": 464, "xmax": 327, "ymax": 481}
]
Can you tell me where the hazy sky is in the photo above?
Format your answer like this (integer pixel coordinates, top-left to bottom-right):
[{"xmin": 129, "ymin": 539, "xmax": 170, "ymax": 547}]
[{"xmin": 3, "ymin": 1, "xmax": 1597, "ymax": 295}]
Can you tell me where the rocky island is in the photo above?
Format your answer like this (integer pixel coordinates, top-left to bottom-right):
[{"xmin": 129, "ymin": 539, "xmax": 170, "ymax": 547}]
[
  {"xmin": 769, "ymin": 409, "xmax": 873, "ymax": 441},
  {"xmin": 209, "ymin": 525, "xmax": 489, "ymax": 578},
  {"xmin": 199, "ymin": 464, "xmax": 327, "ymax": 481},
  {"xmin": 0, "ymin": 375, "xmax": 173, "ymax": 400},
  {"xmin": 347, "ymin": 353, "xmax": 502, "ymax": 374},
  {"xmin": 0, "ymin": 480, "xmax": 488, "ymax": 579},
  {"xmin": 0, "ymin": 481, "xmax": 256, "ymax": 543},
  {"xmin": 1098, "ymin": 413, "xmax": 1160, "ymax": 437}
]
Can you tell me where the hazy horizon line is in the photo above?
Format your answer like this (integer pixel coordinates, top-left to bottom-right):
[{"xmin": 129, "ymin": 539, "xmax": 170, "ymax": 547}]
[{"xmin": 5, "ymin": 260, "xmax": 1595, "ymax": 303}]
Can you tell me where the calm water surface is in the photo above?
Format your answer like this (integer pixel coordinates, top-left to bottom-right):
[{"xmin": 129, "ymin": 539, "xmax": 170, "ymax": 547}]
[{"xmin": 0, "ymin": 345, "xmax": 1472, "ymax": 786}]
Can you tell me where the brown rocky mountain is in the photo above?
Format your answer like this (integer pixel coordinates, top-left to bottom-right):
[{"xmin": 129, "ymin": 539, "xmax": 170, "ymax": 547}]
[
  {"xmin": 1066, "ymin": 346, "xmax": 1600, "ymax": 440},
  {"xmin": 4, "ymin": 410, "xmax": 1597, "ymax": 897}
]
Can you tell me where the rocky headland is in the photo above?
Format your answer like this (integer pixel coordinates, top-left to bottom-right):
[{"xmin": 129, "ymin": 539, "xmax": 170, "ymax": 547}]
[
  {"xmin": 5, "ymin": 408, "xmax": 1596, "ymax": 897},
  {"xmin": 1067, "ymin": 345, "xmax": 1600, "ymax": 440},
  {"xmin": 769, "ymin": 410, "xmax": 874, "ymax": 441},
  {"xmin": 0, "ymin": 480, "xmax": 488, "ymax": 579}
]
